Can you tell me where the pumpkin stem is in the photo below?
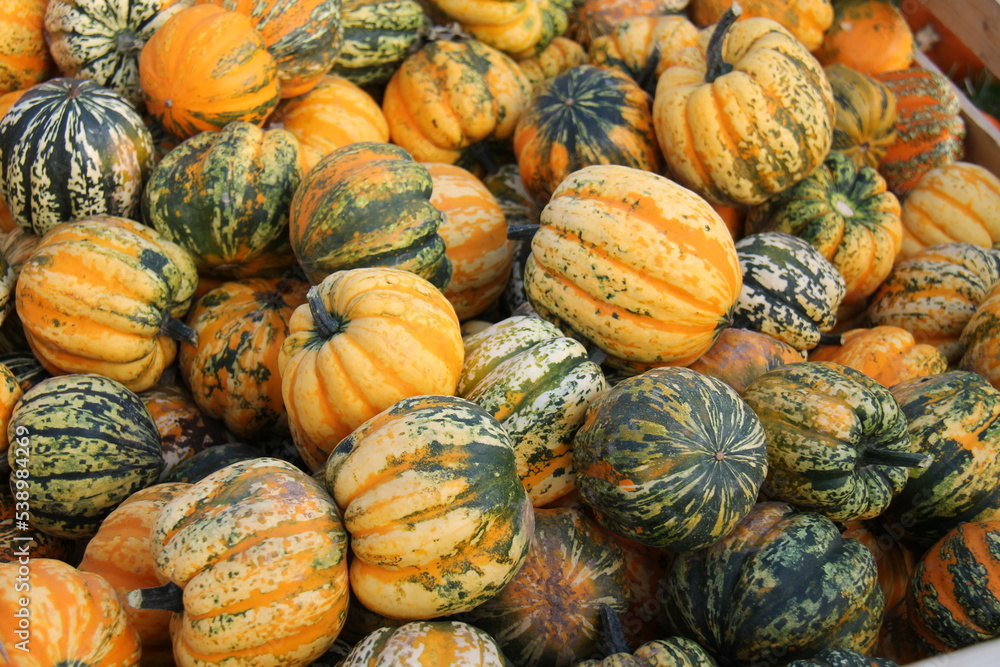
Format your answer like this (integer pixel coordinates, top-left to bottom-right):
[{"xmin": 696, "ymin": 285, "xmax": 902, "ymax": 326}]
[
  {"xmin": 307, "ymin": 286, "xmax": 344, "ymax": 339},
  {"xmin": 817, "ymin": 332, "xmax": 845, "ymax": 346},
  {"xmin": 858, "ymin": 448, "xmax": 933, "ymax": 470},
  {"xmin": 127, "ymin": 582, "xmax": 184, "ymax": 613},
  {"xmin": 598, "ymin": 603, "xmax": 632, "ymax": 656},
  {"xmin": 705, "ymin": 1, "xmax": 743, "ymax": 83},
  {"xmin": 507, "ymin": 223, "xmax": 540, "ymax": 241},
  {"xmin": 161, "ymin": 316, "xmax": 198, "ymax": 347}
]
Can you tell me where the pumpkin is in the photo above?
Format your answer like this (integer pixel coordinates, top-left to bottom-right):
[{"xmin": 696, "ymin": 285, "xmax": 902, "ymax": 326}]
[
  {"xmin": 841, "ymin": 519, "xmax": 918, "ymax": 617},
  {"xmin": 588, "ymin": 14, "xmax": 698, "ymax": 92},
  {"xmin": 461, "ymin": 507, "xmax": 629, "ymax": 666},
  {"xmin": 516, "ymin": 35, "xmax": 587, "ymax": 87},
  {"xmin": 426, "ymin": 161, "xmax": 515, "ymax": 320},
  {"xmin": 603, "ymin": 530, "xmax": 674, "ymax": 647},
  {"xmin": 268, "ymin": 73, "xmax": 389, "ymax": 173},
  {"xmin": 44, "ymin": 0, "xmax": 193, "ymax": 105},
  {"xmin": 573, "ymin": 365, "xmax": 768, "ymax": 551},
  {"xmin": 289, "ymin": 141, "xmax": 452, "ymax": 288},
  {"xmin": 330, "ymin": 0, "xmax": 427, "ymax": 87},
  {"xmin": 883, "ymin": 371, "xmax": 1000, "ymax": 551},
  {"xmin": 0, "ymin": 482, "xmax": 76, "ymax": 563},
  {"xmin": 0, "ymin": 559, "xmax": 140, "ymax": 666},
  {"xmin": 744, "ymin": 150, "xmax": 902, "ymax": 305},
  {"xmin": 0, "ymin": 362, "xmax": 22, "ymax": 451},
  {"xmin": 0, "ymin": 0, "xmax": 55, "ymax": 94},
  {"xmin": 128, "ymin": 458, "xmax": 350, "ymax": 665},
  {"xmin": 458, "ymin": 315, "xmax": 607, "ymax": 506},
  {"xmin": 381, "ymin": 36, "xmax": 533, "ymax": 167},
  {"xmin": 569, "ymin": 0, "xmax": 689, "ymax": 49},
  {"xmin": 279, "ymin": 267, "xmax": 464, "ymax": 470},
  {"xmin": 959, "ymin": 280, "xmax": 1000, "ymax": 390},
  {"xmin": 810, "ymin": 326, "xmax": 947, "ymax": 388},
  {"xmin": 15, "ymin": 216, "xmax": 199, "ymax": 392},
  {"xmin": 577, "ymin": 604, "xmax": 719, "ymax": 667},
  {"xmin": 199, "ymin": 0, "xmax": 344, "ymax": 98},
  {"xmin": 662, "ymin": 501, "xmax": 884, "ymax": 664},
  {"xmin": 0, "ymin": 77, "xmax": 155, "ymax": 235},
  {"xmin": 142, "ymin": 119, "xmax": 301, "ymax": 278},
  {"xmin": 732, "ymin": 232, "xmax": 847, "ymax": 351},
  {"xmin": 139, "ymin": 384, "xmax": 231, "ymax": 480},
  {"xmin": 742, "ymin": 361, "xmax": 929, "ymax": 522},
  {"xmin": 428, "ymin": 0, "xmax": 574, "ymax": 59},
  {"xmin": 339, "ymin": 621, "xmax": 509, "ymax": 666},
  {"xmin": 180, "ymin": 277, "xmax": 309, "ymax": 439},
  {"xmin": 814, "ymin": 0, "xmax": 913, "ymax": 75},
  {"xmin": 896, "ymin": 161, "xmax": 1000, "ymax": 260},
  {"xmin": 513, "ymin": 64, "xmax": 661, "ymax": 205},
  {"xmin": 652, "ymin": 7, "xmax": 835, "ymax": 206},
  {"xmin": 824, "ymin": 63, "xmax": 899, "ymax": 170},
  {"xmin": 875, "ymin": 66, "xmax": 966, "ymax": 197},
  {"xmin": 138, "ymin": 3, "xmax": 281, "ymax": 139},
  {"xmin": 686, "ymin": 327, "xmax": 805, "ymax": 395},
  {"xmin": 159, "ymin": 441, "xmax": 264, "ymax": 484},
  {"xmin": 77, "ymin": 482, "xmax": 191, "ymax": 667},
  {"xmin": 523, "ymin": 164, "xmax": 742, "ymax": 366},
  {"xmin": 689, "ymin": 0, "xmax": 833, "ymax": 52},
  {"xmin": 324, "ymin": 394, "xmax": 534, "ymax": 619},
  {"xmin": 0, "ymin": 351, "xmax": 50, "ymax": 391},
  {"xmin": 864, "ymin": 243, "xmax": 1000, "ymax": 363}
]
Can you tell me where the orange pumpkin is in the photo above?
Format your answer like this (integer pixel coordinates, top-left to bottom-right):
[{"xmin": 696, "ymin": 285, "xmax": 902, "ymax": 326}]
[
  {"xmin": 841, "ymin": 519, "xmax": 918, "ymax": 617},
  {"xmin": 516, "ymin": 35, "xmax": 587, "ymax": 87},
  {"xmin": 690, "ymin": 0, "xmax": 834, "ymax": 52},
  {"xmin": 686, "ymin": 327, "xmax": 805, "ymax": 395},
  {"xmin": 588, "ymin": 14, "xmax": 699, "ymax": 88},
  {"xmin": 814, "ymin": 0, "xmax": 914, "ymax": 76},
  {"xmin": 0, "ymin": 361, "xmax": 21, "ymax": 452},
  {"xmin": 139, "ymin": 384, "xmax": 232, "ymax": 479},
  {"xmin": 809, "ymin": 325, "xmax": 947, "ymax": 387},
  {"xmin": 569, "ymin": 0, "xmax": 688, "ymax": 49},
  {"xmin": 959, "ymin": 281, "xmax": 1000, "ymax": 391},
  {"xmin": 0, "ymin": 0, "xmax": 54, "ymax": 94}
]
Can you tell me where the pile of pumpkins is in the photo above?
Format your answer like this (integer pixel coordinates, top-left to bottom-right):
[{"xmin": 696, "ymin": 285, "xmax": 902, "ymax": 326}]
[{"xmin": 2, "ymin": 0, "xmax": 1000, "ymax": 665}]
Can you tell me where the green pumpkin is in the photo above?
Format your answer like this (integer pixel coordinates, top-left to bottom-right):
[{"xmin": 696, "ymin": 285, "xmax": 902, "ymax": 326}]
[
  {"xmin": 159, "ymin": 443, "xmax": 264, "ymax": 484},
  {"xmin": 330, "ymin": 0, "xmax": 428, "ymax": 86},
  {"xmin": 572, "ymin": 365, "xmax": 768, "ymax": 551},
  {"xmin": 742, "ymin": 361, "xmax": 929, "ymax": 523},
  {"xmin": 576, "ymin": 604, "xmax": 719, "ymax": 667}
]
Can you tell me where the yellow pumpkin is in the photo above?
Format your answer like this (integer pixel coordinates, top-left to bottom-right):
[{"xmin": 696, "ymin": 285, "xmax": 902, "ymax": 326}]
[{"xmin": 690, "ymin": 0, "xmax": 834, "ymax": 52}]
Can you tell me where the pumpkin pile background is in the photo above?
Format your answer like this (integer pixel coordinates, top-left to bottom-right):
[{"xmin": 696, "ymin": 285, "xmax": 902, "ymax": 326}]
[{"xmin": 2, "ymin": 0, "xmax": 1000, "ymax": 665}]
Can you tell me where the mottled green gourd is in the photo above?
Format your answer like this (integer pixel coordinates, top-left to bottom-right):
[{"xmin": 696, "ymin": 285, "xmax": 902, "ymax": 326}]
[{"xmin": 330, "ymin": 0, "xmax": 428, "ymax": 86}]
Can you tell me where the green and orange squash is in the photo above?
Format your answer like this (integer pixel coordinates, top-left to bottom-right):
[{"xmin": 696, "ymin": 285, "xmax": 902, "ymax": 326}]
[
  {"xmin": 0, "ymin": 0, "xmax": 55, "ymax": 94},
  {"xmin": 139, "ymin": 384, "xmax": 231, "ymax": 480},
  {"xmin": 824, "ymin": 63, "xmax": 899, "ymax": 170},
  {"xmin": 330, "ymin": 0, "xmax": 427, "ymax": 87},
  {"xmin": 810, "ymin": 326, "xmax": 947, "ymax": 388},
  {"xmin": 689, "ymin": 0, "xmax": 833, "ymax": 52},
  {"xmin": 959, "ymin": 280, "xmax": 1000, "ymax": 390},
  {"xmin": 588, "ymin": 14, "xmax": 699, "ymax": 90},
  {"xmin": 0, "ymin": 482, "xmax": 76, "ymax": 563},
  {"xmin": 686, "ymin": 327, "xmax": 805, "ymax": 395},
  {"xmin": 569, "ymin": 0, "xmax": 689, "ymax": 49},
  {"xmin": 427, "ymin": 0, "xmax": 574, "ymax": 60},
  {"xmin": 515, "ymin": 35, "xmax": 587, "ymax": 87}
]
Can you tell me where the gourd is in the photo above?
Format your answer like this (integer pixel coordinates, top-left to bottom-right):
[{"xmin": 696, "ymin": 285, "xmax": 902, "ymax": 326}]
[
  {"xmin": 810, "ymin": 326, "xmax": 947, "ymax": 388},
  {"xmin": 687, "ymin": 327, "xmax": 804, "ymax": 395},
  {"xmin": 330, "ymin": 0, "xmax": 427, "ymax": 87},
  {"xmin": 824, "ymin": 63, "xmax": 899, "ymax": 170},
  {"xmin": 689, "ymin": 0, "xmax": 833, "ymax": 52},
  {"xmin": 814, "ymin": 0, "xmax": 913, "ymax": 75},
  {"xmin": 339, "ymin": 621, "xmax": 509, "ymax": 666},
  {"xmin": 960, "ymin": 280, "xmax": 1000, "ymax": 390},
  {"xmin": 0, "ymin": 0, "xmax": 55, "ymax": 94},
  {"xmin": 139, "ymin": 384, "xmax": 231, "ymax": 480},
  {"xmin": 427, "ymin": 0, "xmax": 574, "ymax": 59}
]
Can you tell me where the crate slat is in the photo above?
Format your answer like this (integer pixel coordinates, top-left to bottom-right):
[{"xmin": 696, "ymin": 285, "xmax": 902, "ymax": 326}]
[{"xmin": 921, "ymin": 0, "xmax": 1000, "ymax": 78}]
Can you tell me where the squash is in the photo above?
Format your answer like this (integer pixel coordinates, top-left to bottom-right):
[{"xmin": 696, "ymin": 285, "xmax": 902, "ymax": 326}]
[
  {"xmin": 44, "ymin": 0, "xmax": 193, "ymax": 105},
  {"xmin": 687, "ymin": 327, "xmax": 805, "ymax": 395},
  {"xmin": 824, "ymin": 64, "xmax": 899, "ymax": 170},
  {"xmin": 569, "ymin": 0, "xmax": 689, "ymax": 49},
  {"xmin": 516, "ymin": 35, "xmax": 587, "ymax": 87},
  {"xmin": 577, "ymin": 604, "xmax": 719, "ymax": 667},
  {"xmin": 330, "ymin": 0, "xmax": 427, "ymax": 87},
  {"xmin": 652, "ymin": 6, "xmax": 835, "ymax": 206},
  {"xmin": 159, "ymin": 441, "xmax": 264, "ymax": 483},
  {"xmin": 0, "ymin": 77, "xmax": 155, "ymax": 235},
  {"xmin": 841, "ymin": 519, "xmax": 918, "ymax": 617},
  {"xmin": 0, "ymin": 559, "xmax": 140, "ymax": 666},
  {"xmin": 588, "ymin": 14, "xmax": 699, "ymax": 92},
  {"xmin": 15, "ymin": 216, "xmax": 199, "ymax": 392},
  {"xmin": 573, "ymin": 365, "xmax": 768, "ymax": 551},
  {"xmin": 142, "ymin": 119, "xmax": 301, "ymax": 278},
  {"xmin": 603, "ymin": 530, "xmax": 674, "ymax": 647},
  {"xmin": 810, "ymin": 326, "xmax": 947, "ymax": 388},
  {"xmin": 690, "ymin": 0, "xmax": 833, "ymax": 52},
  {"xmin": 523, "ymin": 164, "xmax": 742, "ymax": 366},
  {"xmin": 742, "ymin": 361, "xmax": 929, "ymax": 522},
  {"xmin": 0, "ymin": 0, "xmax": 55, "ymax": 94},
  {"xmin": 139, "ymin": 384, "xmax": 231, "ymax": 480},
  {"xmin": 289, "ymin": 141, "xmax": 452, "ymax": 288},
  {"xmin": 814, "ymin": 0, "xmax": 913, "ymax": 75},
  {"xmin": 0, "ymin": 362, "xmax": 22, "ymax": 456},
  {"xmin": 138, "ymin": 3, "xmax": 281, "ymax": 139},
  {"xmin": 339, "ymin": 621, "xmax": 509, "ymax": 666},
  {"xmin": 324, "ymin": 394, "xmax": 533, "ymax": 619},
  {"xmin": 513, "ymin": 63, "xmax": 661, "ymax": 205},
  {"xmin": 279, "ymin": 267, "xmax": 464, "ymax": 470},
  {"xmin": 960, "ymin": 281, "xmax": 1000, "ymax": 390},
  {"xmin": 428, "ymin": 0, "xmax": 574, "ymax": 59},
  {"xmin": 0, "ymin": 351, "xmax": 50, "ymax": 391}
]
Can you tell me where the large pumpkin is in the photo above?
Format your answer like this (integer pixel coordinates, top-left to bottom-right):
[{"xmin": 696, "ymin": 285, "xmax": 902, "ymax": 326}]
[
  {"xmin": 523, "ymin": 164, "xmax": 742, "ymax": 366},
  {"xmin": 330, "ymin": 0, "xmax": 427, "ymax": 87}
]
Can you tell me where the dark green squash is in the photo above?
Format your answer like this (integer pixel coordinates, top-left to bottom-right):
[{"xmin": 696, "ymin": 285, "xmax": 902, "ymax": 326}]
[
  {"xmin": 330, "ymin": 0, "xmax": 427, "ymax": 86},
  {"xmin": 159, "ymin": 442, "xmax": 264, "ymax": 484}
]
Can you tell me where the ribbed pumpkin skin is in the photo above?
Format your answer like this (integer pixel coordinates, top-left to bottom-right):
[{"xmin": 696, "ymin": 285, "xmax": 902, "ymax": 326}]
[
  {"xmin": 814, "ymin": 0, "xmax": 913, "ymax": 76},
  {"xmin": 960, "ymin": 281, "xmax": 1000, "ymax": 390},
  {"xmin": 78, "ymin": 482, "xmax": 192, "ymax": 667},
  {"xmin": 138, "ymin": 3, "xmax": 281, "ymax": 140},
  {"xmin": 458, "ymin": 316, "xmax": 607, "ymax": 506},
  {"xmin": 690, "ymin": 0, "xmax": 832, "ymax": 51},
  {"xmin": 0, "ymin": 559, "xmax": 141, "ymax": 666},
  {"xmin": 663, "ymin": 501, "xmax": 884, "ymax": 665},
  {"xmin": 884, "ymin": 372, "xmax": 1000, "ymax": 550},
  {"xmin": 139, "ymin": 384, "xmax": 231, "ymax": 480},
  {"xmin": 810, "ymin": 326, "xmax": 947, "ymax": 388},
  {"xmin": 279, "ymin": 267, "xmax": 464, "ymax": 470},
  {"xmin": 875, "ymin": 67, "xmax": 965, "ymax": 197},
  {"xmin": 573, "ymin": 366, "xmax": 767, "ymax": 551},
  {"xmin": 325, "ymin": 395, "xmax": 534, "ymax": 620},
  {"xmin": 525, "ymin": 164, "xmax": 742, "ymax": 365},
  {"xmin": 340, "ymin": 621, "xmax": 509, "ymax": 666},
  {"xmin": 289, "ymin": 141, "xmax": 452, "ymax": 288},
  {"xmin": 180, "ymin": 277, "xmax": 308, "ymax": 439},
  {"xmin": 513, "ymin": 64, "xmax": 661, "ymax": 205},
  {"xmin": 143, "ymin": 121, "xmax": 299, "ymax": 277},
  {"xmin": 0, "ymin": 0, "xmax": 56, "ymax": 93},
  {"xmin": 461, "ymin": 507, "xmax": 629, "ymax": 667},
  {"xmin": 15, "ymin": 216, "xmax": 198, "ymax": 392},
  {"xmin": 517, "ymin": 35, "xmax": 587, "ymax": 87},
  {"xmin": 864, "ymin": 243, "xmax": 1000, "ymax": 363},
  {"xmin": 149, "ymin": 458, "xmax": 350, "ymax": 665},
  {"xmin": 824, "ymin": 64, "xmax": 898, "ymax": 170},
  {"xmin": 742, "ymin": 361, "xmax": 920, "ymax": 522},
  {"xmin": 897, "ymin": 162, "xmax": 1000, "ymax": 260},
  {"xmin": 331, "ymin": 0, "xmax": 427, "ymax": 86},
  {"xmin": 733, "ymin": 232, "xmax": 847, "ymax": 351},
  {"xmin": 653, "ymin": 16, "xmax": 835, "ymax": 206},
  {"xmin": 906, "ymin": 521, "xmax": 1000, "ymax": 653},
  {"xmin": 44, "ymin": 0, "xmax": 193, "ymax": 105},
  {"xmin": 7, "ymin": 374, "xmax": 163, "ymax": 539},
  {"xmin": 430, "ymin": 0, "xmax": 573, "ymax": 59},
  {"xmin": 0, "ymin": 77, "xmax": 155, "ymax": 235},
  {"xmin": 570, "ymin": 0, "xmax": 689, "ymax": 49},
  {"xmin": 687, "ymin": 327, "xmax": 804, "ymax": 395},
  {"xmin": 588, "ymin": 14, "xmax": 698, "ymax": 87},
  {"xmin": 746, "ymin": 151, "xmax": 902, "ymax": 305}
]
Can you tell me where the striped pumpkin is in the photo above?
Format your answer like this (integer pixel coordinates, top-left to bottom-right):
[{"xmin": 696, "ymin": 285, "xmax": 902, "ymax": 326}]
[
  {"xmin": 0, "ymin": 0, "xmax": 55, "ymax": 94},
  {"xmin": 330, "ymin": 0, "xmax": 427, "ymax": 86},
  {"xmin": 0, "ymin": 77, "xmax": 155, "ymax": 235},
  {"xmin": 7, "ymin": 374, "xmax": 163, "ymax": 539},
  {"xmin": 340, "ymin": 621, "xmax": 509, "ymax": 666},
  {"xmin": 732, "ymin": 232, "xmax": 847, "ymax": 351},
  {"xmin": 960, "ymin": 281, "xmax": 1000, "ymax": 390},
  {"xmin": 325, "ymin": 394, "xmax": 534, "ymax": 620},
  {"xmin": 516, "ymin": 35, "xmax": 587, "ymax": 88},
  {"xmin": 429, "ymin": 0, "xmax": 573, "ymax": 60},
  {"xmin": 524, "ymin": 164, "xmax": 742, "ymax": 366},
  {"xmin": 159, "ymin": 441, "xmax": 264, "ymax": 484},
  {"xmin": 138, "ymin": 384, "xmax": 231, "ymax": 480},
  {"xmin": 573, "ymin": 366, "xmax": 768, "ymax": 551},
  {"xmin": 841, "ymin": 519, "xmax": 918, "ymax": 617},
  {"xmin": 588, "ymin": 14, "xmax": 699, "ymax": 90},
  {"xmin": 570, "ymin": 0, "xmax": 689, "ymax": 49},
  {"xmin": 687, "ymin": 327, "xmax": 805, "ymax": 395},
  {"xmin": 513, "ymin": 64, "xmax": 662, "ymax": 205},
  {"xmin": 0, "ymin": 483, "xmax": 76, "ymax": 563},
  {"xmin": 43, "ymin": 0, "xmax": 193, "ymax": 105},
  {"xmin": 824, "ymin": 63, "xmax": 899, "ymax": 170},
  {"xmin": 0, "ymin": 362, "xmax": 22, "ymax": 455}
]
